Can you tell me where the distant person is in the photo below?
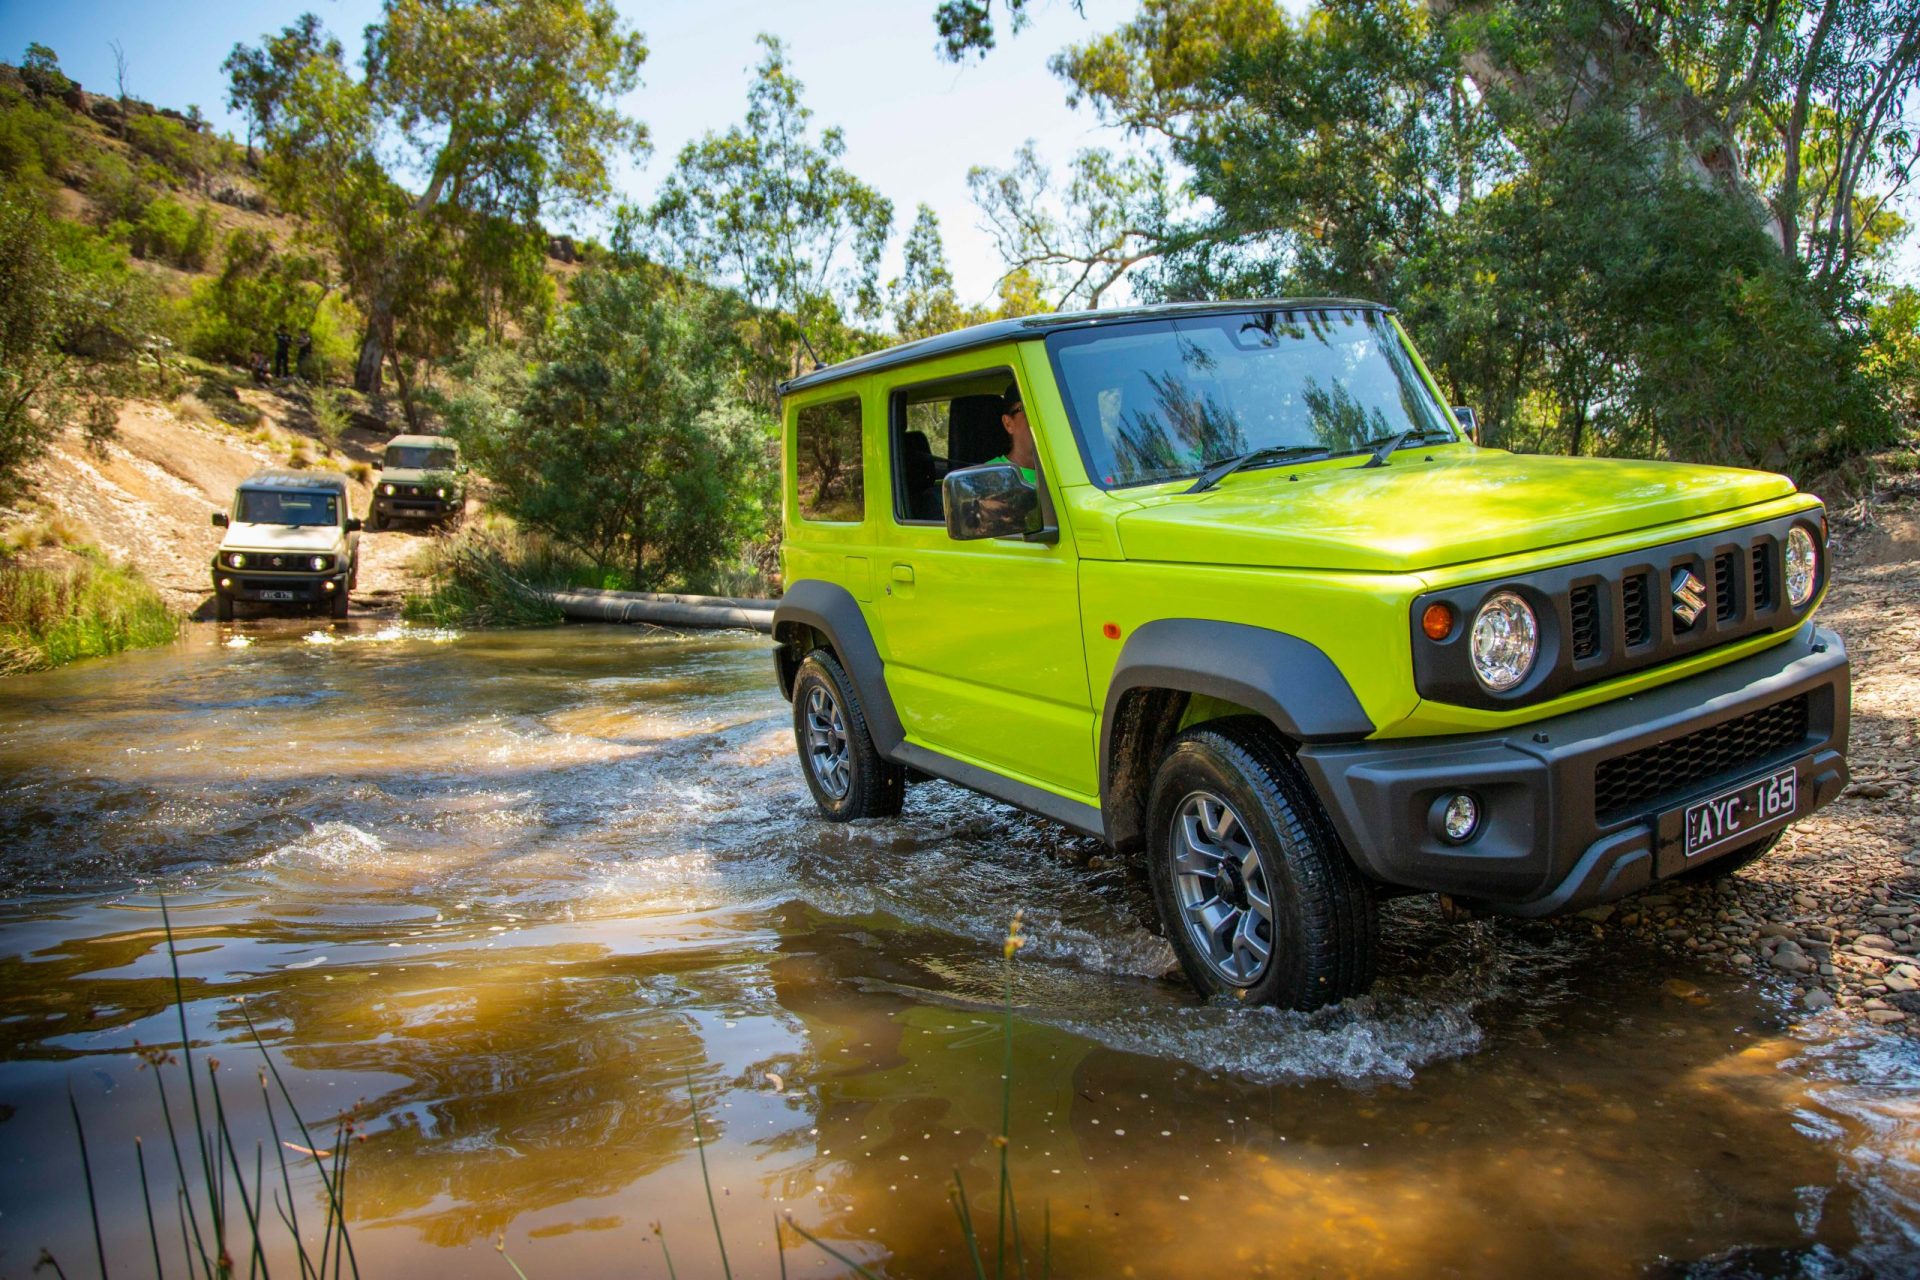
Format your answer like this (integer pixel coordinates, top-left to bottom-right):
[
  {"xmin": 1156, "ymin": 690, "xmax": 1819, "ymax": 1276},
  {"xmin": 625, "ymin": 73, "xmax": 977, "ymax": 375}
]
[
  {"xmin": 296, "ymin": 330, "xmax": 313, "ymax": 379},
  {"xmin": 249, "ymin": 351, "xmax": 270, "ymax": 385},
  {"xmin": 273, "ymin": 325, "xmax": 291, "ymax": 378}
]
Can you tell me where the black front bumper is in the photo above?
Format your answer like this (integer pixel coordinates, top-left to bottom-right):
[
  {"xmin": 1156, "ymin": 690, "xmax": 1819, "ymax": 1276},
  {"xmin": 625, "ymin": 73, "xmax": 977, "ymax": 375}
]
[
  {"xmin": 374, "ymin": 494, "xmax": 458, "ymax": 520},
  {"xmin": 213, "ymin": 571, "xmax": 348, "ymax": 604},
  {"xmin": 1297, "ymin": 623, "xmax": 1850, "ymax": 915}
]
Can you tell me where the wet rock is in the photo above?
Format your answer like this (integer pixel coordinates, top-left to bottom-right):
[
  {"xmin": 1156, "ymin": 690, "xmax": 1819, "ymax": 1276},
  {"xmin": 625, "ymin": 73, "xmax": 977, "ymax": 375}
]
[
  {"xmin": 1885, "ymin": 970, "xmax": 1919, "ymax": 994},
  {"xmin": 1758, "ymin": 923, "xmax": 1796, "ymax": 939},
  {"xmin": 1853, "ymin": 934, "xmax": 1899, "ymax": 953},
  {"xmin": 1575, "ymin": 905, "xmax": 1615, "ymax": 923},
  {"xmin": 1867, "ymin": 1009, "xmax": 1907, "ymax": 1025},
  {"xmin": 1769, "ymin": 947, "xmax": 1816, "ymax": 974},
  {"xmin": 1803, "ymin": 989, "xmax": 1834, "ymax": 1012}
]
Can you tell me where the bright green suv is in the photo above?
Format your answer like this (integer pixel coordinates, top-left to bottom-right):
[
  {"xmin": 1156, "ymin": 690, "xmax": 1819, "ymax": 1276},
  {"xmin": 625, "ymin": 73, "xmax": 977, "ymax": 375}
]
[{"xmin": 771, "ymin": 300, "xmax": 1849, "ymax": 1009}]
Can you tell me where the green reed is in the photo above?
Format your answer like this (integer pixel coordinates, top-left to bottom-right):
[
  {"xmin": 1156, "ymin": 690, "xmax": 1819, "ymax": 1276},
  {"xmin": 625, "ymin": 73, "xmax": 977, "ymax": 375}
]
[{"xmin": 50, "ymin": 896, "xmax": 360, "ymax": 1280}]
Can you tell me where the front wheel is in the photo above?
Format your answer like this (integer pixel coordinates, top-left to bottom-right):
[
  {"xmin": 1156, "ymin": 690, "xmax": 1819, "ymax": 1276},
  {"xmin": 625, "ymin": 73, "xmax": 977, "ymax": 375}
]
[
  {"xmin": 330, "ymin": 587, "xmax": 350, "ymax": 619},
  {"xmin": 791, "ymin": 649, "xmax": 903, "ymax": 821},
  {"xmin": 1147, "ymin": 717, "xmax": 1378, "ymax": 1010},
  {"xmin": 214, "ymin": 590, "xmax": 234, "ymax": 622}
]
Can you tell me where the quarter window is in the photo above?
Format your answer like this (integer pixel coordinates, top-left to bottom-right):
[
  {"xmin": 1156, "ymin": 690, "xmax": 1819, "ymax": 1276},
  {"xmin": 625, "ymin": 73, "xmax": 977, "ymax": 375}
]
[
  {"xmin": 795, "ymin": 398, "xmax": 865, "ymax": 523},
  {"xmin": 889, "ymin": 370, "xmax": 1016, "ymax": 524}
]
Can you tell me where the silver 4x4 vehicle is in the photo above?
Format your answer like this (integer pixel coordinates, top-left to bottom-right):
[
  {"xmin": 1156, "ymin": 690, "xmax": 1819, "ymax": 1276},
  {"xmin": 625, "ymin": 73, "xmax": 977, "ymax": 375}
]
[
  {"xmin": 210, "ymin": 470, "xmax": 361, "ymax": 620},
  {"xmin": 366, "ymin": 434, "xmax": 466, "ymax": 530}
]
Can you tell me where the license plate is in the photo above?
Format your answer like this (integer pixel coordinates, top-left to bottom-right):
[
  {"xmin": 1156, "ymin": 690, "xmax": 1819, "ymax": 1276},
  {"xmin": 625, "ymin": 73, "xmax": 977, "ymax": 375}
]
[
  {"xmin": 1683, "ymin": 765, "xmax": 1797, "ymax": 859},
  {"xmin": 261, "ymin": 590, "xmax": 295, "ymax": 601}
]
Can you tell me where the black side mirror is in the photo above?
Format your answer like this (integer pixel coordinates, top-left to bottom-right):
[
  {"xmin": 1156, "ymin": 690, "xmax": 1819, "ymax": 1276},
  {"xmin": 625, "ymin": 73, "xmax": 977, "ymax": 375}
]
[
  {"xmin": 211, "ymin": 511, "xmax": 229, "ymax": 528},
  {"xmin": 944, "ymin": 464, "xmax": 1041, "ymax": 541},
  {"xmin": 1452, "ymin": 406, "xmax": 1480, "ymax": 444},
  {"xmin": 345, "ymin": 517, "xmax": 363, "ymax": 533},
  {"xmin": 373, "ymin": 461, "xmax": 383, "ymax": 471}
]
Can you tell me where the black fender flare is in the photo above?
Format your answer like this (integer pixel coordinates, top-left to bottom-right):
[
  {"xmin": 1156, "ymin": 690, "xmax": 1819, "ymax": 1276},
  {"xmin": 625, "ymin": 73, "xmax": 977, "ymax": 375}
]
[
  {"xmin": 1100, "ymin": 618, "xmax": 1373, "ymax": 808},
  {"xmin": 771, "ymin": 580, "xmax": 905, "ymax": 755}
]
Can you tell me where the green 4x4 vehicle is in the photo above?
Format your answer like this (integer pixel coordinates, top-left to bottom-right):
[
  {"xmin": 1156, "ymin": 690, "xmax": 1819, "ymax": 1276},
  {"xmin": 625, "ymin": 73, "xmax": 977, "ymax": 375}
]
[
  {"xmin": 770, "ymin": 300, "xmax": 1849, "ymax": 1010},
  {"xmin": 366, "ymin": 433, "xmax": 466, "ymax": 530}
]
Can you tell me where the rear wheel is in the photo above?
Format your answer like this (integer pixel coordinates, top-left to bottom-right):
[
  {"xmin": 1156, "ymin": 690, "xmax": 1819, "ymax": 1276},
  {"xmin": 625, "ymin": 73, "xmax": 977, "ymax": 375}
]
[
  {"xmin": 791, "ymin": 649, "xmax": 903, "ymax": 820},
  {"xmin": 1147, "ymin": 717, "xmax": 1377, "ymax": 1009}
]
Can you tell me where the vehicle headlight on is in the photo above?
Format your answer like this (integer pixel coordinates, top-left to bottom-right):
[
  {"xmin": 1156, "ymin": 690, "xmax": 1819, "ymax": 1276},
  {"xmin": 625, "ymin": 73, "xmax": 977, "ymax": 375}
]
[
  {"xmin": 310, "ymin": 555, "xmax": 329, "ymax": 571},
  {"xmin": 1786, "ymin": 526, "xmax": 1818, "ymax": 607},
  {"xmin": 436, "ymin": 487, "xmax": 447, "ymax": 498},
  {"xmin": 1470, "ymin": 590, "xmax": 1538, "ymax": 691},
  {"xmin": 227, "ymin": 552, "xmax": 247, "ymax": 569},
  {"xmin": 382, "ymin": 483, "xmax": 395, "ymax": 496}
]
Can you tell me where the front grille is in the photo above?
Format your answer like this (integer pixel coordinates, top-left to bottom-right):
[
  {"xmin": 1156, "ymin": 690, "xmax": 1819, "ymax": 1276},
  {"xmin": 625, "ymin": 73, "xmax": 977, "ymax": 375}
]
[
  {"xmin": 1570, "ymin": 585, "xmax": 1601, "ymax": 661},
  {"xmin": 1714, "ymin": 552, "xmax": 1737, "ymax": 622},
  {"xmin": 1753, "ymin": 545, "xmax": 1775, "ymax": 611},
  {"xmin": 1622, "ymin": 572, "xmax": 1653, "ymax": 648},
  {"xmin": 1594, "ymin": 694, "xmax": 1810, "ymax": 823}
]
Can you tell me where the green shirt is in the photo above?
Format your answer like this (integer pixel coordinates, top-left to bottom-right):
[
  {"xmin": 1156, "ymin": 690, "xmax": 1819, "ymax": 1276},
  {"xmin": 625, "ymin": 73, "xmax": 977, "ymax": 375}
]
[{"xmin": 986, "ymin": 456, "xmax": 1038, "ymax": 486}]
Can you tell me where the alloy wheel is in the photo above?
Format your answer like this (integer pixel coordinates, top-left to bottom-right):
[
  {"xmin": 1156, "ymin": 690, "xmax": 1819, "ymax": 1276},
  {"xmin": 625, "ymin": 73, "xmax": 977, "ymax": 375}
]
[
  {"xmin": 803, "ymin": 683, "xmax": 852, "ymax": 801},
  {"xmin": 1170, "ymin": 790, "xmax": 1276, "ymax": 986}
]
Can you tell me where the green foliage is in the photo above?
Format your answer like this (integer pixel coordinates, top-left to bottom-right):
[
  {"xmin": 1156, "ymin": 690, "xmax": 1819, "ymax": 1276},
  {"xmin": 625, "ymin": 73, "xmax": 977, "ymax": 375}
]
[
  {"xmin": 19, "ymin": 43, "xmax": 73, "ymax": 99},
  {"xmin": 239, "ymin": 0, "xmax": 648, "ymax": 396},
  {"xmin": 0, "ymin": 549, "xmax": 178, "ymax": 675},
  {"xmin": 186, "ymin": 228, "xmax": 358, "ymax": 377},
  {"xmin": 0, "ymin": 86, "xmax": 77, "ymax": 189},
  {"xmin": 1864, "ymin": 287, "xmax": 1920, "ymax": 431},
  {"xmin": 127, "ymin": 196, "xmax": 213, "ymax": 270},
  {"xmin": 124, "ymin": 114, "xmax": 217, "ymax": 186},
  {"xmin": 449, "ymin": 267, "xmax": 769, "ymax": 590},
  {"xmin": 1018, "ymin": 0, "xmax": 1907, "ymax": 479},
  {"xmin": 403, "ymin": 524, "xmax": 568, "ymax": 628},
  {"xmin": 890, "ymin": 205, "xmax": 971, "ymax": 340},
  {"xmin": 644, "ymin": 34, "xmax": 893, "ymax": 357}
]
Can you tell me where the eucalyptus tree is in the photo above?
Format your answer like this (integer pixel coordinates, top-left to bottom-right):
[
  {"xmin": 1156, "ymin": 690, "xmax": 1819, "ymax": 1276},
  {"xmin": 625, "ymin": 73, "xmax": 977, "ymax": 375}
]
[{"xmin": 229, "ymin": 0, "xmax": 647, "ymax": 397}]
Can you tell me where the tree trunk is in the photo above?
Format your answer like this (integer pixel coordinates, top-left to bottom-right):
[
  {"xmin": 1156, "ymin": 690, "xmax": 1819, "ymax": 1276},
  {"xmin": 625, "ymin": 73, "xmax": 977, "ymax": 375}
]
[{"xmin": 354, "ymin": 295, "xmax": 391, "ymax": 395}]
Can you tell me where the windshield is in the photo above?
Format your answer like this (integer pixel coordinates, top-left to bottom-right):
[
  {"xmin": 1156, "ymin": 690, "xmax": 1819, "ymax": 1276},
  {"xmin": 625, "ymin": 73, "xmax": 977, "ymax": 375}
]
[
  {"xmin": 236, "ymin": 489, "xmax": 339, "ymax": 526},
  {"xmin": 1046, "ymin": 308, "xmax": 1455, "ymax": 489},
  {"xmin": 387, "ymin": 446, "xmax": 457, "ymax": 470}
]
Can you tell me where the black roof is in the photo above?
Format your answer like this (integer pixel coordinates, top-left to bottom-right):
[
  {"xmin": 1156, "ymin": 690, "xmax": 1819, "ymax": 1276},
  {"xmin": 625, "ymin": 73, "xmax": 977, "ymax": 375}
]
[
  {"xmin": 778, "ymin": 297, "xmax": 1393, "ymax": 396},
  {"xmin": 238, "ymin": 469, "xmax": 349, "ymax": 492}
]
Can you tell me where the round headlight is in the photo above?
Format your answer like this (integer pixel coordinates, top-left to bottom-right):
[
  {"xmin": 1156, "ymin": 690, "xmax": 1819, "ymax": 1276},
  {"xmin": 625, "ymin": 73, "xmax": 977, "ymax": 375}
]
[
  {"xmin": 1786, "ymin": 526, "xmax": 1818, "ymax": 607},
  {"xmin": 382, "ymin": 483, "xmax": 395, "ymax": 496},
  {"xmin": 436, "ymin": 487, "xmax": 447, "ymax": 498},
  {"xmin": 310, "ymin": 556, "xmax": 327, "ymax": 571},
  {"xmin": 1471, "ymin": 590, "xmax": 1538, "ymax": 692},
  {"xmin": 228, "ymin": 552, "xmax": 246, "ymax": 569}
]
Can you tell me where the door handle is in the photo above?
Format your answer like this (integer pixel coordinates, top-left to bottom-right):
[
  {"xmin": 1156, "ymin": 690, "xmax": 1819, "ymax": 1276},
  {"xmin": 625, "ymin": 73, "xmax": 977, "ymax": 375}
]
[{"xmin": 892, "ymin": 563, "xmax": 915, "ymax": 584}]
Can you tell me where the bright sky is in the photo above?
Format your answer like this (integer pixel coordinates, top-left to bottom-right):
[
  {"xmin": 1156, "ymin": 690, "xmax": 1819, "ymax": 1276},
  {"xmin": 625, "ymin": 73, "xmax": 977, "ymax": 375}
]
[{"xmin": 0, "ymin": 0, "xmax": 1137, "ymax": 308}]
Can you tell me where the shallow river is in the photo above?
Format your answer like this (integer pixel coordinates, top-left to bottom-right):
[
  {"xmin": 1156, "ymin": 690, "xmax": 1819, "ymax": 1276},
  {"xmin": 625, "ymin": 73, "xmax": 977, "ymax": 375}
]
[{"xmin": 3, "ymin": 622, "xmax": 1918, "ymax": 1278}]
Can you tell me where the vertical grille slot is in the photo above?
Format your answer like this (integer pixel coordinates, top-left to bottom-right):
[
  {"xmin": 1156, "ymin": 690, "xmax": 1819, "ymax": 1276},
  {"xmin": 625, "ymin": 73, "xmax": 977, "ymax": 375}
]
[
  {"xmin": 1752, "ymin": 541, "xmax": 1775, "ymax": 612},
  {"xmin": 1714, "ymin": 551, "xmax": 1737, "ymax": 622},
  {"xmin": 1570, "ymin": 584, "xmax": 1601, "ymax": 660},
  {"xmin": 1621, "ymin": 572, "xmax": 1653, "ymax": 648}
]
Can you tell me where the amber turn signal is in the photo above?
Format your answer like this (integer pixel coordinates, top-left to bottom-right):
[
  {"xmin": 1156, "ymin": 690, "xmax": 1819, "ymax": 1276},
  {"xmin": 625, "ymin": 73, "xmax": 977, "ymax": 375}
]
[
  {"xmin": 1421, "ymin": 603, "xmax": 1455, "ymax": 641},
  {"xmin": 1102, "ymin": 622, "xmax": 1121, "ymax": 640}
]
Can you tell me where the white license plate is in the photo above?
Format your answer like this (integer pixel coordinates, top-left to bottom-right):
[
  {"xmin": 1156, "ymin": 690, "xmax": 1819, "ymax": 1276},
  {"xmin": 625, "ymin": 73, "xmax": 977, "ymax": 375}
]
[
  {"xmin": 1683, "ymin": 765, "xmax": 1797, "ymax": 859},
  {"xmin": 261, "ymin": 590, "xmax": 296, "ymax": 601}
]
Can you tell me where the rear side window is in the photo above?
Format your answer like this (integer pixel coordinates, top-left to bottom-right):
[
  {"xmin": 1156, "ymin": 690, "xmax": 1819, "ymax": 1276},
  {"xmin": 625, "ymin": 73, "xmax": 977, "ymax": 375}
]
[{"xmin": 795, "ymin": 398, "xmax": 864, "ymax": 523}]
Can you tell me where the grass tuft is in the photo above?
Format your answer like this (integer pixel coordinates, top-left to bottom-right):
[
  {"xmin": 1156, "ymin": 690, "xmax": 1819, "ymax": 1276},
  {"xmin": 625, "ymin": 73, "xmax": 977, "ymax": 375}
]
[
  {"xmin": 403, "ymin": 526, "xmax": 567, "ymax": 629},
  {"xmin": 0, "ymin": 549, "xmax": 178, "ymax": 674}
]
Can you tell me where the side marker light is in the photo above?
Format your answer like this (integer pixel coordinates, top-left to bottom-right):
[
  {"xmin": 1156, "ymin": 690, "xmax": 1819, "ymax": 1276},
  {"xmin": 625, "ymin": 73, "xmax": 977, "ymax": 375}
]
[{"xmin": 1421, "ymin": 603, "xmax": 1455, "ymax": 641}]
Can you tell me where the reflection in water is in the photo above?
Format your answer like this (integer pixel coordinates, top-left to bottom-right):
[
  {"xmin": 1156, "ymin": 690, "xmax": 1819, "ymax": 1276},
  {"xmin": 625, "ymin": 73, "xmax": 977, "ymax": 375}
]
[{"xmin": 0, "ymin": 621, "xmax": 1916, "ymax": 1276}]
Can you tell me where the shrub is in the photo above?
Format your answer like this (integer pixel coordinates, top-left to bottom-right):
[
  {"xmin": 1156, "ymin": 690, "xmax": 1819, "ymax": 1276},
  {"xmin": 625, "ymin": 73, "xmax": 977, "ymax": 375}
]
[
  {"xmin": 187, "ymin": 228, "xmax": 359, "ymax": 376},
  {"xmin": 404, "ymin": 526, "xmax": 567, "ymax": 628},
  {"xmin": 0, "ymin": 550, "xmax": 179, "ymax": 674},
  {"xmin": 0, "ymin": 87, "xmax": 75, "ymax": 188},
  {"xmin": 310, "ymin": 384, "xmax": 349, "ymax": 450},
  {"xmin": 18, "ymin": 44, "xmax": 72, "ymax": 100},
  {"xmin": 128, "ymin": 196, "xmax": 213, "ymax": 270},
  {"xmin": 124, "ymin": 113, "xmax": 213, "ymax": 186}
]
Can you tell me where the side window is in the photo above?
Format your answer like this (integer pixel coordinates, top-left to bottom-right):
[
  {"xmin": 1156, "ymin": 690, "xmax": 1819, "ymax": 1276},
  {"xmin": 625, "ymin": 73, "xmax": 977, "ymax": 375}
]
[
  {"xmin": 890, "ymin": 369, "xmax": 1015, "ymax": 524},
  {"xmin": 795, "ymin": 397, "xmax": 864, "ymax": 523}
]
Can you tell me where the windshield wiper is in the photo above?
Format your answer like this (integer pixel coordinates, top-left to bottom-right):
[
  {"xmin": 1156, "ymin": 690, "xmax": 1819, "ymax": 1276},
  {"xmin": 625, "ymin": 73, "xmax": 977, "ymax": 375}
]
[{"xmin": 1185, "ymin": 444, "xmax": 1333, "ymax": 494}]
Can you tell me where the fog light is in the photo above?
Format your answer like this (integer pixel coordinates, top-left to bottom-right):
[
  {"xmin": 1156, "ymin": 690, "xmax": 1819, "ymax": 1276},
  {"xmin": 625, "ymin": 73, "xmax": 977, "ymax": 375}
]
[
  {"xmin": 219, "ymin": 577, "xmax": 232, "ymax": 589},
  {"xmin": 322, "ymin": 580, "xmax": 336, "ymax": 592},
  {"xmin": 1440, "ymin": 792, "xmax": 1479, "ymax": 843}
]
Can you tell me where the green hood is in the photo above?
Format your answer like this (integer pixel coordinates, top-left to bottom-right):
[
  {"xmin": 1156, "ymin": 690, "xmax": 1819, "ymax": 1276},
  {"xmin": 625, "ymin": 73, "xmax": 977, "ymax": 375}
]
[{"xmin": 1112, "ymin": 449, "xmax": 1797, "ymax": 573}]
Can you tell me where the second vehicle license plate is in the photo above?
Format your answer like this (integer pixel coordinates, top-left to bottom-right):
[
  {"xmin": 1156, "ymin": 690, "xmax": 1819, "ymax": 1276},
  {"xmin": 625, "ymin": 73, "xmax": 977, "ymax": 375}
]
[
  {"xmin": 1683, "ymin": 765, "xmax": 1797, "ymax": 859},
  {"xmin": 262, "ymin": 590, "xmax": 295, "ymax": 601}
]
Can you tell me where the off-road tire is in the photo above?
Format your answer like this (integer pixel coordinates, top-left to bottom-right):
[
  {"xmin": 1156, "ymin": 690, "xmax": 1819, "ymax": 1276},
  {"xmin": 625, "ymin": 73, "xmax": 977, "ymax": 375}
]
[
  {"xmin": 1677, "ymin": 831, "xmax": 1782, "ymax": 884},
  {"xmin": 214, "ymin": 590, "xmax": 234, "ymax": 622},
  {"xmin": 331, "ymin": 587, "xmax": 350, "ymax": 619},
  {"xmin": 1147, "ymin": 716, "xmax": 1378, "ymax": 1010},
  {"xmin": 365, "ymin": 507, "xmax": 384, "ymax": 533},
  {"xmin": 792, "ymin": 648, "xmax": 904, "ymax": 821}
]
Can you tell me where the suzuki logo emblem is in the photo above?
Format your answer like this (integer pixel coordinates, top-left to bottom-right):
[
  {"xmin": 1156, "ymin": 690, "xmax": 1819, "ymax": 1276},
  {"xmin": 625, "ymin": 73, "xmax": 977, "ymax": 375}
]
[{"xmin": 1672, "ymin": 566, "xmax": 1707, "ymax": 627}]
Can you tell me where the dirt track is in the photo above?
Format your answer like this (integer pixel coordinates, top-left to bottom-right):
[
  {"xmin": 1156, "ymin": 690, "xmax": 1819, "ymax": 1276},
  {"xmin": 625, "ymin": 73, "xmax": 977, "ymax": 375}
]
[{"xmin": 16, "ymin": 388, "xmax": 434, "ymax": 617}]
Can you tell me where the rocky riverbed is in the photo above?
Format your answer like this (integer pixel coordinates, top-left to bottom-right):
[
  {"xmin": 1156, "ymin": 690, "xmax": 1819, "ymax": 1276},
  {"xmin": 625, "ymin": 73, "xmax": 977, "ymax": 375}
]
[{"xmin": 1564, "ymin": 489, "xmax": 1920, "ymax": 1032}]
